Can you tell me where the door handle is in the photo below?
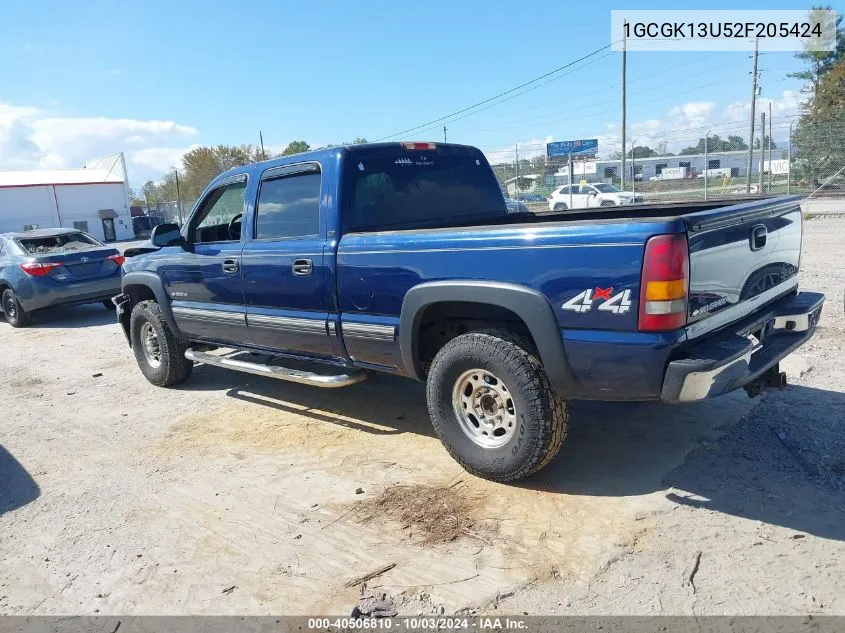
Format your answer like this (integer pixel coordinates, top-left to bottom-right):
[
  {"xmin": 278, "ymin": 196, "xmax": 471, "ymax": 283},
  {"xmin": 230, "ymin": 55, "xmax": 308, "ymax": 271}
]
[
  {"xmin": 292, "ymin": 259, "xmax": 313, "ymax": 276},
  {"xmin": 222, "ymin": 258, "xmax": 239, "ymax": 274}
]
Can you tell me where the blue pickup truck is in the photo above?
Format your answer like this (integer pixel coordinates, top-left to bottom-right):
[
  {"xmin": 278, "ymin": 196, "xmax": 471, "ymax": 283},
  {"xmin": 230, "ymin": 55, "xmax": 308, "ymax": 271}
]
[{"xmin": 114, "ymin": 142, "xmax": 824, "ymax": 481}]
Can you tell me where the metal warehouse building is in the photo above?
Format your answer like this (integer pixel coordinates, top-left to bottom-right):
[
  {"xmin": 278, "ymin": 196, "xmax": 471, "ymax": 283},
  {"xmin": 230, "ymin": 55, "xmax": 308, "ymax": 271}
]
[
  {"xmin": 593, "ymin": 150, "xmax": 766, "ymax": 182},
  {"xmin": 0, "ymin": 153, "xmax": 134, "ymax": 242}
]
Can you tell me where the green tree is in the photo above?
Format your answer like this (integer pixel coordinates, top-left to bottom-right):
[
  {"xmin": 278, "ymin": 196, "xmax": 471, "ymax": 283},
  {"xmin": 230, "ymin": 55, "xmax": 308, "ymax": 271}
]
[
  {"xmin": 181, "ymin": 147, "xmax": 222, "ymax": 201},
  {"xmin": 282, "ymin": 141, "xmax": 311, "ymax": 156},
  {"xmin": 626, "ymin": 145, "xmax": 658, "ymax": 158},
  {"xmin": 787, "ymin": 6, "xmax": 845, "ymax": 95},
  {"xmin": 679, "ymin": 134, "xmax": 749, "ymax": 155},
  {"xmin": 793, "ymin": 59, "xmax": 845, "ymax": 184},
  {"xmin": 754, "ymin": 135, "xmax": 778, "ymax": 150}
]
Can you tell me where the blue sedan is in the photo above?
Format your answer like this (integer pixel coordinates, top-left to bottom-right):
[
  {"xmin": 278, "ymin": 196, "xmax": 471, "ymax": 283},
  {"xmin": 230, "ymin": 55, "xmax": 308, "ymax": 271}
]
[{"xmin": 0, "ymin": 228, "xmax": 124, "ymax": 327}]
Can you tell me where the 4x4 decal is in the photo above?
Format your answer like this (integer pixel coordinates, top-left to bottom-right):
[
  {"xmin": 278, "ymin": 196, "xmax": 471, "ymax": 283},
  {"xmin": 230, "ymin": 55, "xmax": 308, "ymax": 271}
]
[{"xmin": 562, "ymin": 287, "xmax": 632, "ymax": 314}]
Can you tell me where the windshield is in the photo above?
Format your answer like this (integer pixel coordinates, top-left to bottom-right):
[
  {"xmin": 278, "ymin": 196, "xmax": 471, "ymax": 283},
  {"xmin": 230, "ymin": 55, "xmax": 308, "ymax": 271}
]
[
  {"xmin": 592, "ymin": 183, "xmax": 620, "ymax": 193},
  {"xmin": 18, "ymin": 232, "xmax": 103, "ymax": 255},
  {"xmin": 346, "ymin": 146, "xmax": 506, "ymax": 231}
]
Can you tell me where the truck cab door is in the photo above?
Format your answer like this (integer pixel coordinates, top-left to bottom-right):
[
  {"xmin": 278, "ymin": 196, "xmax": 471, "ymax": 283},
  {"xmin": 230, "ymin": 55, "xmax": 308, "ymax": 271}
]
[
  {"xmin": 240, "ymin": 162, "xmax": 337, "ymax": 359},
  {"xmin": 162, "ymin": 175, "xmax": 250, "ymax": 345}
]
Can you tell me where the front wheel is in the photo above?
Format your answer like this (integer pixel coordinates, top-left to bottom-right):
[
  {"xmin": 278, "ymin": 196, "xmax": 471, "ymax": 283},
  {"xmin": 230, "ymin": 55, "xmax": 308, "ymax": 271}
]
[
  {"xmin": 553, "ymin": 202, "xmax": 568, "ymax": 211},
  {"xmin": 129, "ymin": 300, "xmax": 193, "ymax": 386},
  {"xmin": 2, "ymin": 288, "xmax": 30, "ymax": 328},
  {"xmin": 426, "ymin": 330, "xmax": 569, "ymax": 482}
]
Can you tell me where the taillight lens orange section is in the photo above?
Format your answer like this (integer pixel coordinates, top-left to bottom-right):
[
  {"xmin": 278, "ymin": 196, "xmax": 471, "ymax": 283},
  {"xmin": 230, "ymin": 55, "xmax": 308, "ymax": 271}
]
[
  {"xmin": 645, "ymin": 279, "xmax": 687, "ymax": 301},
  {"xmin": 638, "ymin": 234, "xmax": 689, "ymax": 332}
]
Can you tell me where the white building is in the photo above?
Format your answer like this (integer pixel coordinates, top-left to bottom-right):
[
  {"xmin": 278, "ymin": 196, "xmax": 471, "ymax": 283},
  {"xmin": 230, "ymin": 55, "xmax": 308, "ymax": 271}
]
[
  {"xmin": 556, "ymin": 149, "xmax": 784, "ymax": 184},
  {"xmin": 592, "ymin": 150, "xmax": 769, "ymax": 182},
  {"xmin": 0, "ymin": 153, "xmax": 134, "ymax": 242}
]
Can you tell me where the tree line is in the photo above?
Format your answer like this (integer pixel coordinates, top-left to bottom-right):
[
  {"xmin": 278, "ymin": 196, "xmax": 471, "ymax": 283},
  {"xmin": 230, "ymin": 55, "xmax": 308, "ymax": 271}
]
[{"xmin": 132, "ymin": 138, "xmax": 367, "ymax": 207}]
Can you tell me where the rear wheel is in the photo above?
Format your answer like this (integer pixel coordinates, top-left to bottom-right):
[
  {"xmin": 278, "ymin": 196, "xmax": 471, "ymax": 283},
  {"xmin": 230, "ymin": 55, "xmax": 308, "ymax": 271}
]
[
  {"xmin": 130, "ymin": 300, "xmax": 193, "ymax": 386},
  {"xmin": 553, "ymin": 202, "xmax": 568, "ymax": 211},
  {"xmin": 426, "ymin": 329, "xmax": 569, "ymax": 482},
  {"xmin": 103, "ymin": 299, "xmax": 115, "ymax": 311},
  {"xmin": 2, "ymin": 288, "xmax": 30, "ymax": 328}
]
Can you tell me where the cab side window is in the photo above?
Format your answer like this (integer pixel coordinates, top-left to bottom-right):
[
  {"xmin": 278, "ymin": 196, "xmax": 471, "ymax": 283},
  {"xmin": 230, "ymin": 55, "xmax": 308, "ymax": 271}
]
[
  {"xmin": 255, "ymin": 167, "xmax": 321, "ymax": 240},
  {"xmin": 191, "ymin": 181, "xmax": 247, "ymax": 243}
]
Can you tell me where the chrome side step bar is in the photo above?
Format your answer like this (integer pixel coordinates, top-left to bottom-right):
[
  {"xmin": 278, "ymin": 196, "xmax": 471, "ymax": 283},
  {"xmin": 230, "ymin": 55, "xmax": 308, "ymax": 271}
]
[{"xmin": 184, "ymin": 349, "xmax": 368, "ymax": 388}]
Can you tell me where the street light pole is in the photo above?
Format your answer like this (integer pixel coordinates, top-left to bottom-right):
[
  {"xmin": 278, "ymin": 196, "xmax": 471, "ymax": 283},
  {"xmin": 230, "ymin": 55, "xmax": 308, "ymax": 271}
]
[
  {"xmin": 746, "ymin": 37, "xmax": 759, "ymax": 193},
  {"xmin": 704, "ymin": 130, "xmax": 710, "ymax": 201},
  {"xmin": 174, "ymin": 168, "xmax": 183, "ymax": 225}
]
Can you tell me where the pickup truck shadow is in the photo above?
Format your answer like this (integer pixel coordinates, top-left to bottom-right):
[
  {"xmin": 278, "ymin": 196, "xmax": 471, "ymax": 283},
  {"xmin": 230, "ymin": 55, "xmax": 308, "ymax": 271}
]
[
  {"xmin": 181, "ymin": 364, "xmax": 844, "ymax": 540},
  {"xmin": 0, "ymin": 445, "xmax": 40, "ymax": 515},
  {"xmin": 527, "ymin": 384, "xmax": 845, "ymax": 541},
  {"xmin": 218, "ymin": 371, "xmax": 435, "ymax": 438}
]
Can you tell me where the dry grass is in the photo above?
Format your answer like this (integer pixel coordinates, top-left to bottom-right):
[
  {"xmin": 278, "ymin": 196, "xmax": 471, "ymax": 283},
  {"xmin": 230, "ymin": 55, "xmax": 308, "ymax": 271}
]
[{"xmin": 352, "ymin": 483, "xmax": 493, "ymax": 546}]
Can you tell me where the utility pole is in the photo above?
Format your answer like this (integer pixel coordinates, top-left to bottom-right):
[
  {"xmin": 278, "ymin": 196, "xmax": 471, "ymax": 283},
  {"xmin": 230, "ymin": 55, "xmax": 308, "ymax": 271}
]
[
  {"xmin": 514, "ymin": 144, "xmax": 519, "ymax": 201},
  {"xmin": 259, "ymin": 131, "xmax": 266, "ymax": 160},
  {"xmin": 621, "ymin": 20, "xmax": 627, "ymax": 191},
  {"xmin": 174, "ymin": 168, "xmax": 183, "ymax": 226},
  {"xmin": 443, "ymin": 125, "xmax": 447, "ymax": 143},
  {"xmin": 787, "ymin": 121, "xmax": 793, "ymax": 195},
  {"xmin": 746, "ymin": 37, "xmax": 759, "ymax": 194},
  {"xmin": 768, "ymin": 101, "xmax": 773, "ymax": 191},
  {"xmin": 759, "ymin": 111, "xmax": 765, "ymax": 193},
  {"xmin": 704, "ymin": 131, "xmax": 709, "ymax": 201}
]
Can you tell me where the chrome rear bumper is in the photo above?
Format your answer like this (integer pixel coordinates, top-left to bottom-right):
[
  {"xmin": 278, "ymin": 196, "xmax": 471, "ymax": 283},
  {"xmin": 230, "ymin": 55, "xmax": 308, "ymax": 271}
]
[{"xmin": 662, "ymin": 291, "xmax": 824, "ymax": 402}]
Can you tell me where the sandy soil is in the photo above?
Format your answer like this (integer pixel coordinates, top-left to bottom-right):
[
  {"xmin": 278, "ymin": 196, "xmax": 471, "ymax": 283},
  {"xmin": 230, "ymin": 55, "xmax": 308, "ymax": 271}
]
[{"xmin": 1, "ymin": 219, "xmax": 843, "ymax": 616}]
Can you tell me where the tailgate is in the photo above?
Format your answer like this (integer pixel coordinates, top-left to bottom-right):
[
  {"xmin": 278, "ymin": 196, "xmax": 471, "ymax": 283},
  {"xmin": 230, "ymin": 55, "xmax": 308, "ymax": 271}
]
[{"xmin": 684, "ymin": 196, "xmax": 802, "ymax": 336}]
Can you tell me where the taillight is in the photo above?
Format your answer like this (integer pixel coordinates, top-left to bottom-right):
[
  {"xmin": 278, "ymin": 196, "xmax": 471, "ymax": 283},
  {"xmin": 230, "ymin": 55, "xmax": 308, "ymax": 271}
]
[
  {"xmin": 638, "ymin": 234, "xmax": 689, "ymax": 332},
  {"xmin": 107, "ymin": 254, "xmax": 125, "ymax": 267},
  {"xmin": 19, "ymin": 262, "xmax": 61, "ymax": 276},
  {"xmin": 400, "ymin": 142, "xmax": 437, "ymax": 150}
]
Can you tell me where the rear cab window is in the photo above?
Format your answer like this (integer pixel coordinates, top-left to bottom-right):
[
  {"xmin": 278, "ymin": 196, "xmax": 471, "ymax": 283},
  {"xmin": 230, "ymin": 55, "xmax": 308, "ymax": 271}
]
[
  {"xmin": 344, "ymin": 144, "xmax": 506, "ymax": 232},
  {"xmin": 17, "ymin": 232, "xmax": 103, "ymax": 255}
]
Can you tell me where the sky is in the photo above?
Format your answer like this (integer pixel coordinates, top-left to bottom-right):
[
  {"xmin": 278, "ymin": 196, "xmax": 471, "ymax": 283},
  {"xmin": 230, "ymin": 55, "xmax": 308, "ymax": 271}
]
[{"xmin": 0, "ymin": 0, "xmax": 837, "ymax": 189}]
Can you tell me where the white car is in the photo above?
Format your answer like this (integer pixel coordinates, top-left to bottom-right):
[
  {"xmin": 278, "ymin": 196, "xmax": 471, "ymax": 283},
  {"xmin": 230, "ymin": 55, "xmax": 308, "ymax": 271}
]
[{"xmin": 548, "ymin": 183, "xmax": 644, "ymax": 211}]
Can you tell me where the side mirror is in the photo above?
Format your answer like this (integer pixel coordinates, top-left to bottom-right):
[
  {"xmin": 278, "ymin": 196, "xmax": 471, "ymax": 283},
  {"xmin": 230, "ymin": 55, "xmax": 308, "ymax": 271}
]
[
  {"xmin": 151, "ymin": 223, "xmax": 184, "ymax": 248},
  {"xmin": 588, "ymin": 190, "xmax": 597, "ymax": 196}
]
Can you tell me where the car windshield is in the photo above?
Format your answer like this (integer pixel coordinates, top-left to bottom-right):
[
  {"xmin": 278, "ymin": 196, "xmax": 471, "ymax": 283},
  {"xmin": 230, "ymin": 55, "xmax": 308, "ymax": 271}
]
[
  {"xmin": 18, "ymin": 232, "xmax": 103, "ymax": 255},
  {"xmin": 592, "ymin": 183, "xmax": 620, "ymax": 193},
  {"xmin": 346, "ymin": 146, "xmax": 507, "ymax": 231}
]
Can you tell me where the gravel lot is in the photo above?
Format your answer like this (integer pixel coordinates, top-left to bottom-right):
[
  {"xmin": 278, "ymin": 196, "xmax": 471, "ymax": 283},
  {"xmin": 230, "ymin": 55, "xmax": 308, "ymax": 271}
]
[{"xmin": 1, "ymin": 219, "xmax": 843, "ymax": 616}]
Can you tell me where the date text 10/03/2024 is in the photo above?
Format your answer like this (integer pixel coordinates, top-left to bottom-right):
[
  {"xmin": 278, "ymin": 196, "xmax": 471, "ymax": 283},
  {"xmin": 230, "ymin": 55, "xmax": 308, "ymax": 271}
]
[{"xmin": 307, "ymin": 617, "xmax": 528, "ymax": 630}]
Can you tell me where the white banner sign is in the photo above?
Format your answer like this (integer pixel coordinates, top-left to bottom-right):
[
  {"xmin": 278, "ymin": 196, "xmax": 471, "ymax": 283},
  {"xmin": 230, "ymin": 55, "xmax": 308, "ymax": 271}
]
[
  {"xmin": 559, "ymin": 161, "xmax": 597, "ymax": 177},
  {"xmin": 764, "ymin": 159, "xmax": 790, "ymax": 175}
]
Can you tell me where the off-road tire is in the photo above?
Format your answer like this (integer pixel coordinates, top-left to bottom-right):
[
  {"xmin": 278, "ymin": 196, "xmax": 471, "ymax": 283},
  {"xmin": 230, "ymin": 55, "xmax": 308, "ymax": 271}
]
[
  {"xmin": 426, "ymin": 329, "xmax": 568, "ymax": 482},
  {"xmin": 130, "ymin": 300, "xmax": 193, "ymax": 386},
  {"xmin": 2, "ymin": 288, "xmax": 30, "ymax": 328},
  {"xmin": 103, "ymin": 299, "xmax": 116, "ymax": 310},
  {"xmin": 553, "ymin": 202, "xmax": 568, "ymax": 211}
]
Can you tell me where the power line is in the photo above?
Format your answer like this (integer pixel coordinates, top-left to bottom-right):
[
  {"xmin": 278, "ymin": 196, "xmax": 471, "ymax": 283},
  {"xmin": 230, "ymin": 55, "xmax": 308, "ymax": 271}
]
[
  {"xmin": 400, "ymin": 52, "xmax": 617, "ymax": 138},
  {"xmin": 467, "ymin": 76, "xmax": 738, "ymax": 135},
  {"xmin": 373, "ymin": 43, "xmax": 614, "ymax": 141}
]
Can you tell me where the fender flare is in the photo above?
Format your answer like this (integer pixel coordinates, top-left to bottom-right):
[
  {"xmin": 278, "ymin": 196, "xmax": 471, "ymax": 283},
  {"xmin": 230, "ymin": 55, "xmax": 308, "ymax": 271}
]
[
  {"xmin": 398, "ymin": 280, "xmax": 576, "ymax": 395},
  {"xmin": 121, "ymin": 271, "xmax": 182, "ymax": 338}
]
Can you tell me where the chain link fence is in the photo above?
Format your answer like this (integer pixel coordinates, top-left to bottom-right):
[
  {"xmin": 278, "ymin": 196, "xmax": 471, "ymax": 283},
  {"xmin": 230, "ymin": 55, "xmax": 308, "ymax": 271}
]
[{"xmin": 485, "ymin": 119, "xmax": 845, "ymax": 213}]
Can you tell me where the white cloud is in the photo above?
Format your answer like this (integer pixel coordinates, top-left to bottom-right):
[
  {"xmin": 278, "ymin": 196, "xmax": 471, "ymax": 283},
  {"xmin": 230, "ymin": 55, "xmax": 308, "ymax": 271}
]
[
  {"xmin": 589, "ymin": 90, "xmax": 803, "ymax": 157},
  {"xmin": 484, "ymin": 135, "xmax": 553, "ymax": 165},
  {"xmin": 0, "ymin": 102, "xmax": 199, "ymax": 184},
  {"xmin": 130, "ymin": 145, "xmax": 201, "ymax": 173}
]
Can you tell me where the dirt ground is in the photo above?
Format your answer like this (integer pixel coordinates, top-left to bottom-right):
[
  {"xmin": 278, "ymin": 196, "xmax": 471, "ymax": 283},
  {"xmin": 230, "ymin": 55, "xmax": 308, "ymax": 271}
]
[{"xmin": 1, "ymin": 219, "xmax": 843, "ymax": 616}]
